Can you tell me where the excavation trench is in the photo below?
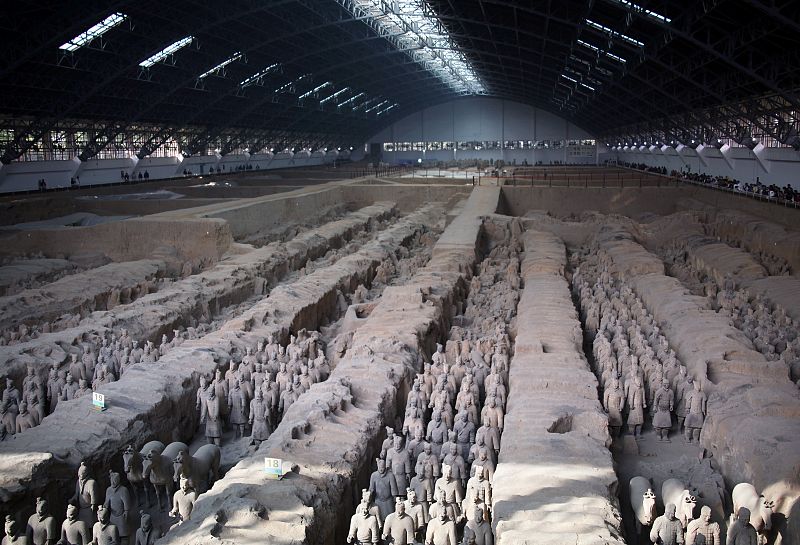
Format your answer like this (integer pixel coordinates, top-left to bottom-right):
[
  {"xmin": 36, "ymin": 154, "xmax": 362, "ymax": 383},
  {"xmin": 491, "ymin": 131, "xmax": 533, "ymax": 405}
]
[
  {"xmin": 157, "ymin": 187, "xmax": 500, "ymax": 545},
  {"xmin": 0, "ymin": 203, "xmax": 439, "ymax": 521},
  {"xmin": 0, "ymin": 202, "xmax": 398, "ymax": 390}
]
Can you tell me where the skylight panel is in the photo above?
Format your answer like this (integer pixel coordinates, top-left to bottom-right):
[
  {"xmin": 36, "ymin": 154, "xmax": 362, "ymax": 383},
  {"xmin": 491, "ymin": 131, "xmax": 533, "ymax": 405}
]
[
  {"xmin": 576, "ymin": 39, "xmax": 627, "ymax": 63},
  {"xmin": 376, "ymin": 103, "xmax": 397, "ymax": 116},
  {"xmin": 319, "ymin": 87, "xmax": 350, "ymax": 104},
  {"xmin": 276, "ymin": 74, "xmax": 310, "ymax": 93},
  {"xmin": 139, "ymin": 36, "xmax": 194, "ymax": 68},
  {"xmin": 338, "ymin": 92, "xmax": 366, "ymax": 108},
  {"xmin": 59, "ymin": 12, "xmax": 127, "ymax": 52},
  {"xmin": 198, "ymin": 51, "xmax": 243, "ymax": 79},
  {"xmin": 239, "ymin": 63, "xmax": 280, "ymax": 87},
  {"xmin": 607, "ymin": 0, "xmax": 671, "ymax": 23},
  {"xmin": 338, "ymin": 0, "xmax": 486, "ymax": 95},
  {"xmin": 585, "ymin": 19, "xmax": 644, "ymax": 47},
  {"xmin": 365, "ymin": 99, "xmax": 390, "ymax": 113},
  {"xmin": 299, "ymin": 82, "xmax": 333, "ymax": 100}
]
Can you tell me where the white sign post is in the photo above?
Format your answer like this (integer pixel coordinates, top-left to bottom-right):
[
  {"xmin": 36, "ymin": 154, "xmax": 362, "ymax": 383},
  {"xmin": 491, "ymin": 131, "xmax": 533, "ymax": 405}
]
[
  {"xmin": 264, "ymin": 457, "xmax": 283, "ymax": 480},
  {"xmin": 92, "ymin": 392, "xmax": 106, "ymax": 411}
]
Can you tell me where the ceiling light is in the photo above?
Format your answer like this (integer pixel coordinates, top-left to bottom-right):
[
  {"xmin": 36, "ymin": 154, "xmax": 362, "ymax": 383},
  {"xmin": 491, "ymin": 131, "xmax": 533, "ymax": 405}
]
[
  {"xmin": 140, "ymin": 36, "xmax": 194, "ymax": 68},
  {"xmin": 60, "ymin": 13, "xmax": 127, "ymax": 52}
]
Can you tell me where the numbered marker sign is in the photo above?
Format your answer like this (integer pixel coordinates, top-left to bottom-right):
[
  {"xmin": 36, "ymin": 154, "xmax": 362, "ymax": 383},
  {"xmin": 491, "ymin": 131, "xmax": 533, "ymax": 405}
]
[
  {"xmin": 92, "ymin": 392, "xmax": 106, "ymax": 411},
  {"xmin": 264, "ymin": 457, "xmax": 283, "ymax": 479}
]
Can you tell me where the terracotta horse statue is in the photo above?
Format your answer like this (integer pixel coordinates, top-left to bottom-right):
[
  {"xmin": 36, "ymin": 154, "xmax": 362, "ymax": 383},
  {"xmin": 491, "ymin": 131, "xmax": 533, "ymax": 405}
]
[
  {"xmin": 142, "ymin": 441, "xmax": 187, "ymax": 510},
  {"xmin": 122, "ymin": 440, "xmax": 164, "ymax": 506}
]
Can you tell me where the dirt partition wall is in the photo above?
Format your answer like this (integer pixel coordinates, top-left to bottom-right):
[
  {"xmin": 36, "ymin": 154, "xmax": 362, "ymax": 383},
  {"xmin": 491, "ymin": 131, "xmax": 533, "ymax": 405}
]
[
  {"xmin": 492, "ymin": 230, "xmax": 624, "ymax": 544},
  {"xmin": 0, "ymin": 216, "xmax": 231, "ymax": 263},
  {"xmin": 499, "ymin": 186, "xmax": 684, "ymax": 217}
]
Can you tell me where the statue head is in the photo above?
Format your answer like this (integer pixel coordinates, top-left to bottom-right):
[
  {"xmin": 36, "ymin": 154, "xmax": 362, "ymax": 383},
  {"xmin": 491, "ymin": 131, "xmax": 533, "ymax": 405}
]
[
  {"xmin": 442, "ymin": 464, "xmax": 452, "ymax": 481},
  {"xmin": 376, "ymin": 458, "xmax": 386, "ymax": 474},
  {"xmin": 662, "ymin": 378, "xmax": 670, "ymax": 390},
  {"xmin": 246, "ymin": 347, "xmax": 252, "ymax": 355},
  {"xmin": 424, "ymin": 442, "xmax": 432, "ymax": 455},
  {"xmin": 474, "ymin": 506, "xmax": 484, "ymax": 523},
  {"xmin": 110, "ymin": 471, "xmax": 121, "ymax": 488},
  {"xmin": 18, "ymin": 401, "xmax": 27, "ymax": 414},
  {"xmin": 395, "ymin": 498, "xmax": 405, "ymax": 515},
  {"xmin": 356, "ymin": 503, "xmax": 369, "ymax": 519},
  {"xmin": 66, "ymin": 504, "xmax": 78, "ymax": 521},
  {"xmin": 700, "ymin": 505, "xmax": 712, "ymax": 523},
  {"xmin": 449, "ymin": 443, "xmax": 457, "ymax": 457},
  {"xmin": 393, "ymin": 435, "xmax": 403, "ymax": 451},
  {"xmin": 4, "ymin": 515, "xmax": 17, "ymax": 537},
  {"xmin": 97, "ymin": 505, "xmax": 110, "ymax": 524},
  {"xmin": 255, "ymin": 388, "xmax": 263, "ymax": 400},
  {"xmin": 181, "ymin": 477, "xmax": 193, "ymax": 492},
  {"xmin": 737, "ymin": 507, "xmax": 751, "ymax": 525},
  {"xmin": 665, "ymin": 503, "xmax": 677, "ymax": 520},
  {"xmin": 35, "ymin": 497, "xmax": 48, "ymax": 517},
  {"xmin": 79, "ymin": 379, "xmax": 88, "ymax": 389}
]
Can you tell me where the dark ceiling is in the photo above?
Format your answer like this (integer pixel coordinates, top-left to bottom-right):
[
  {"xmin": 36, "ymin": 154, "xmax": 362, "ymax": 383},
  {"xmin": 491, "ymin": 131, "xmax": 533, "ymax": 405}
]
[{"xmin": 1, "ymin": 0, "xmax": 798, "ymax": 161}]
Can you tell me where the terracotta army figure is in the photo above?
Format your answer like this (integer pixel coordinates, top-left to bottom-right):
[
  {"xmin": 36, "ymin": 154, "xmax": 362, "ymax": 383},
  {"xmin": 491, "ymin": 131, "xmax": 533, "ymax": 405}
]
[
  {"xmin": 381, "ymin": 427, "xmax": 397, "ymax": 459},
  {"xmin": 58, "ymin": 504, "xmax": 90, "ymax": 545},
  {"xmin": 228, "ymin": 378, "xmax": 248, "ymax": 438},
  {"xmin": 169, "ymin": 478, "xmax": 197, "ymax": 523},
  {"xmin": 727, "ymin": 507, "xmax": 758, "ymax": 545},
  {"xmin": 91, "ymin": 506, "xmax": 118, "ymax": 545},
  {"xmin": 442, "ymin": 444, "xmax": 467, "ymax": 491},
  {"xmin": 686, "ymin": 506, "xmax": 722, "ymax": 545},
  {"xmin": 74, "ymin": 380, "xmax": 91, "ymax": 400},
  {"xmin": 3, "ymin": 377, "xmax": 21, "ymax": 416},
  {"xmin": 403, "ymin": 488, "xmax": 426, "ymax": 540},
  {"xmin": 464, "ymin": 507, "xmax": 493, "ymax": 545},
  {"xmin": 385, "ymin": 435, "xmax": 413, "ymax": 492},
  {"xmin": 410, "ymin": 463, "xmax": 435, "ymax": 523},
  {"xmin": 480, "ymin": 397, "xmax": 503, "ymax": 433},
  {"xmin": 249, "ymin": 388, "xmax": 270, "ymax": 446},
  {"xmin": 46, "ymin": 367, "xmax": 62, "ymax": 413},
  {"xmin": 428, "ymin": 487, "xmax": 458, "ymax": 531},
  {"xmin": 3, "ymin": 515, "xmax": 29, "ymax": 545},
  {"xmin": 434, "ymin": 464, "xmax": 464, "ymax": 520},
  {"xmin": 212, "ymin": 369, "xmax": 229, "ymax": 423},
  {"xmin": 201, "ymin": 387, "xmax": 222, "ymax": 446},
  {"xmin": 346, "ymin": 503, "xmax": 381, "ymax": 545},
  {"xmin": 426, "ymin": 410, "xmax": 448, "ymax": 457},
  {"xmin": 369, "ymin": 458, "xmax": 399, "ymax": 521},
  {"xmin": 103, "ymin": 472, "xmax": 133, "ymax": 541},
  {"xmin": 684, "ymin": 380, "xmax": 707, "ymax": 443},
  {"xmin": 26, "ymin": 497, "xmax": 58, "ymax": 545},
  {"xmin": 453, "ymin": 412, "xmax": 476, "ymax": 459},
  {"xmin": 195, "ymin": 376, "xmax": 209, "ymax": 426},
  {"xmin": 474, "ymin": 424, "xmax": 500, "ymax": 460},
  {"xmin": 0, "ymin": 400, "xmax": 15, "ymax": 439},
  {"xmin": 425, "ymin": 506, "xmax": 458, "ymax": 545},
  {"xmin": 72, "ymin": 462, "xmax": 101, "ymax": 526},
  {"xmin": 16, "ymin": 402, "xmax": 36, "ymax": 433},
  {"xmin": 68, "ymin": 355, "xmax": 85, "ymax": 384},
  {"xmin": 626, "ymin": 375, "xmax": 647, "ymax": 438},
  {"xmin": 381, "ymin": 499, "xmax": 416, "ymax": 545},
  {"xmin": 465, "ymin": 465, "xmax": 492, "ymax": 509},
  {"xmin": 674, "ymin": 375, "xmax": 693, "ymax": 432},
  {"xmin": 650, "ymin": 504, "xmax": 684, "ymax": 545},
  {"xmin": 61, "ymin": 373, "xmax": 79, "ymax": 402},
  {"xmin": 652, "ymin": 379, "xmax": 675, "ymax": 442},
  {"xmin": 133, "ymin": 514, "xmax": 158, "ymax": 545},
  {"xmin": 603, "ymin": 377, "xmax": 626, "ymax": 437}
]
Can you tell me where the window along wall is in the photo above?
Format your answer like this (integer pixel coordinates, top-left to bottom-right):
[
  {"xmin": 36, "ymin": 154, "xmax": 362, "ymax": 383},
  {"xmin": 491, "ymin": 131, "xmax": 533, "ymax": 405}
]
[{"xmin": 368, "ymin": 97, "xmax": 597, "ymax": 164}]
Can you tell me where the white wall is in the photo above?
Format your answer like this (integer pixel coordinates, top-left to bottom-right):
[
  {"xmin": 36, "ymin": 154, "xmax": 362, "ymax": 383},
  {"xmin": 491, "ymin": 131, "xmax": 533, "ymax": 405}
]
[
  {"xmin": 368, "ymin": 97, "xmax": 595, "ymax": 164},
  {"xmin": 612, "ymin": 146, "xmax": 800, "ymax": 190}
]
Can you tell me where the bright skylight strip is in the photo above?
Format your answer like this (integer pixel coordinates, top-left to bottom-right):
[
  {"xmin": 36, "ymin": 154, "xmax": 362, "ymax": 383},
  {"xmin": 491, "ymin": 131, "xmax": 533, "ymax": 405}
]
[
  {"xmin": 338, "ymin": 0, "xmax": 486, "ymax": 95},
  {"xmin": 577, "ymin": 39, "xmax": 627, "ymax": 64},
  {"xmin": 299, "ymin": 82, "xmax": 333, "ymax": 100},
  {"xmin": 376, "ymin": 103, "xmax": 397, "ymax": 116},
  {"xmin": 275, "ymin": 74, "xmax": 310, "ymax": 93},
  {"xmin": 240, "ymin": 63, "xmax": 280, "ymax": 87},
  {"xmin": 608, "ymin": 0, "xmax": 671, "ymax": 23},
  {"xmin": 585, "ymin": 19, "xmax": 644, "ymax": 47},
  {"xmin": 139, "ymin": 36, "xmax": 194, "ymax": 68},
  {"xmin": 365, "ymin": 99, "xmax": 390, "ymax": 113},
  {"xmin": 353, "ymin": 96, "xmax": 382, "ymax": 111},
  {"xmin": 319, "ymin": 87, "xmax": 350, "ymax": 104},
  {"xmin": 198, "ymin": 51, "xmax": 242, "ymax": 79},
  {"xmin": 59, "ymin": 12, "xmax": 127, "ymax": 52},
  {"xmin": 339, "ymin": 92, "xmax": 366, "ymax": 108},
  {"xmin": 561, "ymin": 74, "xmax": 578, "ymax": 84}
]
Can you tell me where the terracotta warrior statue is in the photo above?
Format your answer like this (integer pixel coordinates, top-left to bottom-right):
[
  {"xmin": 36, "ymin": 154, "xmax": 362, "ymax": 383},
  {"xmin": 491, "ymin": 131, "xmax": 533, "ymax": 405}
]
[
  {"xmin": 381, "ymin": 499, "xmax": 415, "ymax": 545},
  {"xmin": 3, "ymin": 515, "xmax": 29, "ymax": 545},
  {"xmin": 57, "ymin": 504, "xmax": 90, "ymax": 545},
  {"xmin": 683, "ymin": 380, "xmax": 707, "ymax": 444},
  {"xmin": 425, "ymin": 505, "xmax": 458, "ymax": 545},
  {"xmin": 91, "ymin": 506, "xmax": 118, "ymax": 545},
  {"xmin": 103, "ymin": 471, "xmax": 133, "ymax": 541},
  {"xmin": 133, "ymin": 513, "xmax": 159, "ymax": 545},
  {"xmin": 369, "ymin": 458, "xmax": 399, "ymax": 521},
  {"xmin": 346, "ymin": 503, "xmax": 381, "ymax": 545},
  {"xmin": 385, "ymin": 435, "xmax": 413, "ymax": 492},
  {"xmin": 626, "ymin": 375, "xmax": 646, "ymax": 439},
  {"xmin": 603, "ymin": 377, "xmax": 625, "ymax": 437},
  {"xmin": 652, "ymin": 379, "xmax": 674, "ymax": 442},
  {"xmin": 686, "ymin": 506, "xmax": 722, "ymax": 545},
  {"xmin": 26, "ymin": 497, "xmax": 57, "ymax": 545},
  {"xmin": 201, "ymin": 387, "xmax": 222, "ymax": 446},
  {"xmin": 71, "ymin": 462, "xmax": 100, "ymax": 526},
  {"xmin": 169, "ymin": 478, "xmax": 197, "ymax": 523},
  {"xmin": 650, "ymin": 504, "xmax": 684, "ymax": 545}
]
